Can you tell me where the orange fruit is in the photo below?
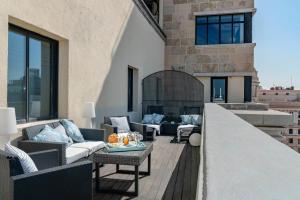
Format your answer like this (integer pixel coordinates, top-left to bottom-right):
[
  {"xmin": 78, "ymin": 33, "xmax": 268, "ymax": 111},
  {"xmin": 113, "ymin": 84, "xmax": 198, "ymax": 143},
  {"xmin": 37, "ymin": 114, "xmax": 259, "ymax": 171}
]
[
  {"xmin": 108, "ymin": 133, "xmax": 118, "ymax": 143},
  {"xmin": 123, "ymin": 136, "xmax": 129, "ymax": 145}
]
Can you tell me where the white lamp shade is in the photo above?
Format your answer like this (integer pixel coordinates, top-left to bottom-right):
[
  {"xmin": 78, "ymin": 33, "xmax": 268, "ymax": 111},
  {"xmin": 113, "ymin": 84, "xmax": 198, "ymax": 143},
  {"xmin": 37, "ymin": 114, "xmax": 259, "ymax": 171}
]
[
  {"xmin": 0, "ymin": 107, "xmax": 18, "ymax": 135},
  {"xmin": 83, "ymin": 102, "xmax": 96, "ymax": 118}
]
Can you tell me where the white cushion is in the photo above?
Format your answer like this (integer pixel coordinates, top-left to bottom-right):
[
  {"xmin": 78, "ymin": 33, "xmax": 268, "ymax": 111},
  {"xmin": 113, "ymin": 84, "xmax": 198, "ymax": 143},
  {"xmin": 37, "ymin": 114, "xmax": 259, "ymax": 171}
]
[
  {"xmin": 70, "ymin": 141, "xmax": 105, "ymax": 155},
  {"xmin": 146, "ymin": 124, "xmax": 161, "ymax": 135},
  {"xmin": 5, "ymin": 143, "xmax": 38, "ymax": 173},
  {"xmin": 110, "ymin": 117, "xmax": 130, "ymax": 133},
  {"xmin": 66, "ymin": 147, "xmax": 89, "ymax": 164}
]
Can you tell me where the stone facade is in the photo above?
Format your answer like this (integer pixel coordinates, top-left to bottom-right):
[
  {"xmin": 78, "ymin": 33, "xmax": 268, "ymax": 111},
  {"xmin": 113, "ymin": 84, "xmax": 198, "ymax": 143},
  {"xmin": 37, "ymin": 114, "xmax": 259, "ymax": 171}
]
[{"xmin": 163, "ymin": 0, "xmax": 255, "ymax": 75}]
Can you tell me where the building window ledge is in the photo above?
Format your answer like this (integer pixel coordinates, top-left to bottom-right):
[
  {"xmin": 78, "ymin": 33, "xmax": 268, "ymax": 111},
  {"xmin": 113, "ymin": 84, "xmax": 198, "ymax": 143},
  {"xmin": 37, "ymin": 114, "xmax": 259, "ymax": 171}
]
[
  {"xmin": 194, "ymin": 43, "xmax": 256, "ymax": 48},
  {"xmin": 194, "ymin": 8, "xmax": 257, "ymax": 17}
]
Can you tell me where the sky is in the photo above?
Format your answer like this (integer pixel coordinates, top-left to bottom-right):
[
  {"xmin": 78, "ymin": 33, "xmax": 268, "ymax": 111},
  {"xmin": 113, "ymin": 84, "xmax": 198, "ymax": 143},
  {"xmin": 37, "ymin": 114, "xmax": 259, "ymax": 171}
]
[{"xmin": 254, "ymin": 0, "xmax": 300, "ymax": 89}]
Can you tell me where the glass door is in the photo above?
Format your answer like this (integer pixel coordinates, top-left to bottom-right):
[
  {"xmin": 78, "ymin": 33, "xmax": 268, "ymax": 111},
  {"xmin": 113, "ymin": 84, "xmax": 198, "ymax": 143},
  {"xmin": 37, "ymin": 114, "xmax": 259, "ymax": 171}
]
[{"xmin": 211, "ymin": 77, "xmax": 227, "ymax": 103}]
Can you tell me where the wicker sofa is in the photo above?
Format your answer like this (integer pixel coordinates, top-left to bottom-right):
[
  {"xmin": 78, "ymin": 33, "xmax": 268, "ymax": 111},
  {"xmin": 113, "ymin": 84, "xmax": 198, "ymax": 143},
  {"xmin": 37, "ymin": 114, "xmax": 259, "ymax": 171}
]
[
  {"xmin": 0, "ymin": 149, "xmax": 92, "ymax": 200},
  {"xmin": 18, "ymin": 120, "xmax": 108, "ymax": 165}
]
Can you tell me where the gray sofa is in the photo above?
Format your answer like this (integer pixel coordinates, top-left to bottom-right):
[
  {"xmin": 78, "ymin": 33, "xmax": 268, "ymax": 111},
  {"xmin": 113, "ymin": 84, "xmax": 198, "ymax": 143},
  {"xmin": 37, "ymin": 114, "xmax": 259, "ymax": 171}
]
[
  {"xmin": 18, "ymin": 120, "xmax": 108, "ymax": 165},
  {"xmin": 0, "ymin": 149, "xmax": 92, "ymax": 200}
]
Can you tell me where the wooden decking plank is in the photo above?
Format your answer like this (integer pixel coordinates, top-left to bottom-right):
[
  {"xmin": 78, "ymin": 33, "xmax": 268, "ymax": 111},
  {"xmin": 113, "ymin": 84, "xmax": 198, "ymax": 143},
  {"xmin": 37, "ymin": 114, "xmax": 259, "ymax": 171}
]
[
  {"xmin": 92, "ymin": 136, "xmax": 200, "ymax": 200},
  {"xmin": 182, "ymin": 145, "xmax": 192, "ymax": 200}
]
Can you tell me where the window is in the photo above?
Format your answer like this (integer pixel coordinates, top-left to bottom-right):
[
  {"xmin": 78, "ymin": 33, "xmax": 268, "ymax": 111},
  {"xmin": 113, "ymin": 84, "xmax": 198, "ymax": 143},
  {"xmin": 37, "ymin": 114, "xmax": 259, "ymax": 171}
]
[
  {"xmin": 128, "ymin": 67, "xmax": 133, "ymax": 112},
  {"xmin": 244, "ymin": 76, "xmax": 252, "ymax": 102},
  {"xmin": 195, "ymin": 13, "xmax": 252, "ymax": 45},
  {"xmin": 289, "ymin": 129, "xmax": 293, "ymax": 134},
  {"xmin": 8, "ymin": 25, "xmax": 58, "ymax": 123},
  {"xmin": 289, "ymin": 138, "xmax": 293, "ymax": 144},
  {"xmin": 298, "ymin": 139, "xmax": 300, "ymax": 145},
  {"xmin": 298, "ymin": 129, "xmax": 300, "ymax": 135},
  {"xmin": 211, "ymin": 77, "xmax": 227, "ymax": 103}
]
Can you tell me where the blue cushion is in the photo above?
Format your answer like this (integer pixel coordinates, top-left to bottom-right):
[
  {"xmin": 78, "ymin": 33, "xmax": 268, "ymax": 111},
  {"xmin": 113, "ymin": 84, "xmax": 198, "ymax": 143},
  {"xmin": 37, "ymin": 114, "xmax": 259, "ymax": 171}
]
[
  {"xmin": 153, "ymin": 113, "xmax": 164, "ymax": 124},
  {"xmin": 190, "ymin": 114, "xmax": 202, "ymax": 126},
  {"xmin": 60, "ymin": 119, "xmax": 85, "ymax": 143},
  {"xmin": 33, "ymin": 125, "xmax": 73, "ymax": 146},
  {"xmin": 143, "ymin": 114, "xmax": 154, "ymax": 124},
  {"xmin": 180, "ymin": 115, "xmax": 192, "ymax": 125}
]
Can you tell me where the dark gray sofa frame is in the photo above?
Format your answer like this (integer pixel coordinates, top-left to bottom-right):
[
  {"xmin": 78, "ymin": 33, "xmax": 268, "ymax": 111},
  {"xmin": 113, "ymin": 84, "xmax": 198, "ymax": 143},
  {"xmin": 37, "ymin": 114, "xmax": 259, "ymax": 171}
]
[
  {"xmin": 18, "ymin": 120, "xmax": 108, "ymax": 165},
  {"xmin": 101, "ymin": 116, "xmax": 154, "ymax": 141},
  {"xmin": 0, "ymin": 149, "xmax": 92, "ymax": 200}
]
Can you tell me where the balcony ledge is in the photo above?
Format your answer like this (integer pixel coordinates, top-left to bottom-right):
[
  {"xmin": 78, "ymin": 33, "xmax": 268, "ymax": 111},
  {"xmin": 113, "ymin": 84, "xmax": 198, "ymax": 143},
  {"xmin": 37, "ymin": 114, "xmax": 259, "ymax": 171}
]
[{"xmin": 197, "ymin": 103, "xmax": 300, "ymax": 200}]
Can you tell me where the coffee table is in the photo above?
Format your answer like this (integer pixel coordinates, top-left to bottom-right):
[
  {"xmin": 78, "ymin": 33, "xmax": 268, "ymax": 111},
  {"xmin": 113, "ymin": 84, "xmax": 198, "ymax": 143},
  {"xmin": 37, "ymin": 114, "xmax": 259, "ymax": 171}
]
[{"xmin": 92, "ymin": 142, "xmax": 153, "ymax": 196}]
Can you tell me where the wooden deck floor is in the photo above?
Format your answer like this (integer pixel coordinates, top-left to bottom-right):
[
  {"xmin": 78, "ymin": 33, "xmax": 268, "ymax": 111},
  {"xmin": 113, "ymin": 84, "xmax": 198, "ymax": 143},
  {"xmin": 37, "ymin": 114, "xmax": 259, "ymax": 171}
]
[{"xmin": 93, "ymin": 136, "xmax": 200, "ymax": 200}]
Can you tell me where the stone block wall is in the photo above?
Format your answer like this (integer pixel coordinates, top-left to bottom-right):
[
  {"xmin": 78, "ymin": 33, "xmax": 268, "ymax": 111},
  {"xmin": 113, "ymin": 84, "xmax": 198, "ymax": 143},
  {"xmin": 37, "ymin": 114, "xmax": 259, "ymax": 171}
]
[{"xmin": 163, "ymin": 0, "xmax": 255, "ymax": 75}]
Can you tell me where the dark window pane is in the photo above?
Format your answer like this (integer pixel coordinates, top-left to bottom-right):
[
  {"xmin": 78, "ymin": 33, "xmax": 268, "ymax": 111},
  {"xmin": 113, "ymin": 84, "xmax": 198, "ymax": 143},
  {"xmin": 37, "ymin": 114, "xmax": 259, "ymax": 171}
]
[
  {"xmin": 221, "ymin": 24, "xmax": 232, "ymax": 44},
  {"xmin": 196, "ymin": 24, "xmax": 207, "ymax": 45},
  {"xmin": 233, "ymin": 23, "xmax": 244, "ymax": 43},
  {"xmin": 221, "ymin": 15, "xmax": 232, "ymax": 22},
  {"xmin": 128, "ymin": 68, "xmax": 133, "ymax": 112},
  {"xmin": 196, "ymin": 16, "xmax": 207, "ymax": 24},
  {"xmin": 29, "ymin": 38, "xmax": 52, "ymax": 121},
  {"xmin": 208, "ymin": 16, "xmax": 219, "ymax": 23},
  {"xmin": 208, "ymin": 24, "xmax": 219, "ymax": 44},
  {"xmin": 8, "ymin": 31, "xmax": 27, "ymax": 121},
  {"xmin": 233, "ymin": 14, "xmax": 244, "ymax": 22},
  {"xmin": 212, "ymin": 79, "xmax": 226, "ymax": 102}
]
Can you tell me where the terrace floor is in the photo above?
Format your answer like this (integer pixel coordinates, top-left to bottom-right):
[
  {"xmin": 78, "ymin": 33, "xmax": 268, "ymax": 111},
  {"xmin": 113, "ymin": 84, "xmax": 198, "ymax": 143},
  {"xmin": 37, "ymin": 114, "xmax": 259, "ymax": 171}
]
[{"xmin": 93, "ymin": 136, "xmax": 200, "ymax": 200}]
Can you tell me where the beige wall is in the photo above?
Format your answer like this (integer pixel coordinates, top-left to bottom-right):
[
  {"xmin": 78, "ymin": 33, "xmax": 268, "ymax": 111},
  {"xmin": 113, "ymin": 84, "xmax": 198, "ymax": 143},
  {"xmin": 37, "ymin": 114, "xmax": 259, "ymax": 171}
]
[
  {"xmin": 228, "ymin": 76, "xmax": 244, "ymax": 103},
  {"xmin": 0, "ymin": 0, "xmax": 165, "ymax": 129},
  {"xmin": 198, "ymin": 76, "xmax": 245, "ymax": 103}
]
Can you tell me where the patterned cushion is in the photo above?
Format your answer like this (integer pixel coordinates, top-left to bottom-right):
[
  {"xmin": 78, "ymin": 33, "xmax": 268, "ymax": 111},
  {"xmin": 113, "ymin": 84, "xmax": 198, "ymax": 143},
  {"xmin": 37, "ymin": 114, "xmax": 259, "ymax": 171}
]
[
  {"xmin": 60, "ymin": 119, "xmax": 85, "ymax": 143},
  {"xmin": 190, "ymin": 114, "xmax": 202, "ymax": 126},
  {"xmin": 142, "ymin": 114, "xmax": 154, "ymax": 124},
  {"xmin": 33, "ymin": 125, "xmax": 72, "ymax": 146},
  {"xmin": 5, "ymin": 144, "xmax": 38, "ymax": 174},
  {"xmin": 110, "ymin": 117, "xmax": 130, "ymax": 133},
  {"xmin": 152, "ymin": 113, "xmax": 164, "ymax": 124},
  {"xmin": 180, "ymin": 115, "xmax": 192, "ymax": 125}
]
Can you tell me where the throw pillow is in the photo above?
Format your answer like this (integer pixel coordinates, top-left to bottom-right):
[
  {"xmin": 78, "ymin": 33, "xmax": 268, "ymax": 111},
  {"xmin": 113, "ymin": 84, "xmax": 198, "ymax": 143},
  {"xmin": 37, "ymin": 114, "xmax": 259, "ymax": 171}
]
[
  {"xmin": 33, "ymin": 125, "xmax": 72, "ymax": 146},
  {"xmin": 152, "ymin": 113, "xmax": 164, "ymax": 124},
  {"xmin": 190, "ymin": 114, "xmax": 202, "ymax": 126},
  {"xmin": 5, "ymin": 143, "xmax": 38, "ymax": 174},
  {"xmin": 180, "ymin": 115, "xmax": 192, "ymax": 125},
  {"xmin": 110, "ymin": 117, "xmax": 130, "ymax": 133},
  {"xmin": 54, "ymin": 124, "xmax": 73, "ymax": 145},
  {"xmin": 142, "ymin": 114, "xmax": 154, "ymax": 124},
  {"xmin": 60, "ymin": 119, "xmax": 85, "ymax": 143}
]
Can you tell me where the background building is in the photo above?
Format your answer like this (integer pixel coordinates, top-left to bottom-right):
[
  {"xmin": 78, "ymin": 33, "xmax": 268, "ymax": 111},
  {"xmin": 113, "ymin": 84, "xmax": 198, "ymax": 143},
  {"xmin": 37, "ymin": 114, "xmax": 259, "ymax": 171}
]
[
  {"xmin": 258, "ymin": 87, "xmax": 300, "ymax": 152},
  {"xmin": 163, "ymin": 0, "xmax": 257, "ymax": 103}
]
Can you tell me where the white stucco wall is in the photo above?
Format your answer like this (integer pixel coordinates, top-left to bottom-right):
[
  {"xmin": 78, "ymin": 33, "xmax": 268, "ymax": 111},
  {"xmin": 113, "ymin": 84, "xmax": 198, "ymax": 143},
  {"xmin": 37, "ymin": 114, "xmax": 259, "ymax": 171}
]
[
  {"xmin": 0, "ymin": 0, "xmax": 165, "ymax": 130},
  {"xmin": 198, "ymin": 103, "xmax": 300, "ymax": 200}
]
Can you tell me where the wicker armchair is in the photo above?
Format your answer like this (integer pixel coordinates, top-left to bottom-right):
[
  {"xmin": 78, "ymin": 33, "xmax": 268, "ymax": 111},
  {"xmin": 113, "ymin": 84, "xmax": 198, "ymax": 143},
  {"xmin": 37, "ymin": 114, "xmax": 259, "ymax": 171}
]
[
  {"xmin": 101, "ymin": 116, "xmax": 154, "ymax": 141},
  {"xmin": 0, "ymin": 149, "xmax": 92, "ymax": 200}
]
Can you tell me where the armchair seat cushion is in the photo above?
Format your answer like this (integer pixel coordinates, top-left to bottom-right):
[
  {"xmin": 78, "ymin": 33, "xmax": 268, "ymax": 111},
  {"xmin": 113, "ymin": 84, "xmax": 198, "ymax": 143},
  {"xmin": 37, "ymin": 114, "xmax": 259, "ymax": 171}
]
[
  {"xmin": 66, "ymin": 147, "xmax": 89, "ymax": 164},
  {"xmin": 70, "ymin": 141, "xmax": 105, "ymax": 155}
]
